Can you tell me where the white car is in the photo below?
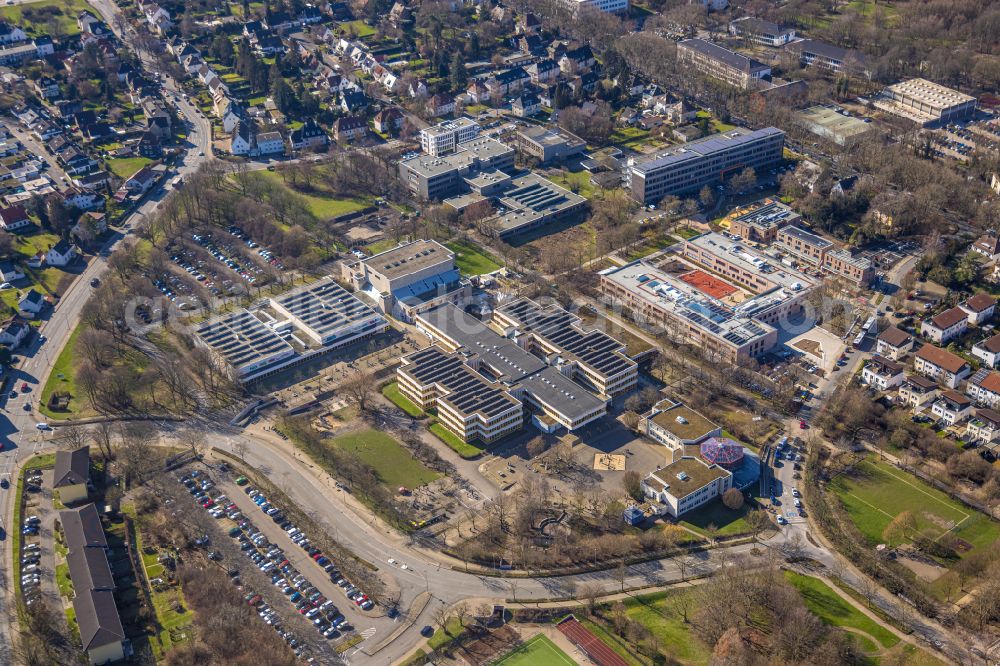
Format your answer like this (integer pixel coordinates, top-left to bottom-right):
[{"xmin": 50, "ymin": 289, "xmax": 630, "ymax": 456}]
[
  {"xmin": 35, "ymin": 423, "xmax": 50, "ymax": 430},
  {"xmin": 0, "ymin": 283, "xmax": 11, "ymax": 290},
  {"xmin": 776, "ymin": 515, "xmax": 787, "ymax": 525}
]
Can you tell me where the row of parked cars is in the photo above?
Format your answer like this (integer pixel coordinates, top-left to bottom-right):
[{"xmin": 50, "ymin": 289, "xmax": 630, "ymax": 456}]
[
  {"xmin": 179, "ymin": 471, "xmax": 318, "ymax": 661},
  {"xmin": 243, "ymin": 485, "xmax": 375, "ymax": 612},
  {"xmin": 20, "ymin": 467, "xmax": 43, "ymax": 607},
  {"xmin": 227, "ymin": 226, "xmax": 285, "ymax": 271}
]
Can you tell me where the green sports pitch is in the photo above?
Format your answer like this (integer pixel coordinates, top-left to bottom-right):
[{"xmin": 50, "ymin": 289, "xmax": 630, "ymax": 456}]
[{"xmin": 492, "ymin": 635, "xmax": 577, "ymax": 666}]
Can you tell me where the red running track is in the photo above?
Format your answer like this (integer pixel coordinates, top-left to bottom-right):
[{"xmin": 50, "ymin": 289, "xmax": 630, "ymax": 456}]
[{"xmin": 557, "ymin": 616, "xmax": 629, "ymax": 666}]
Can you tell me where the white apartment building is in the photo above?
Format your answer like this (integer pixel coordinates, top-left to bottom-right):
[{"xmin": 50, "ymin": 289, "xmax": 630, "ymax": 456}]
[{"xmin": 642, "ymin": 456, "xmax": 732, "ymax": 518}]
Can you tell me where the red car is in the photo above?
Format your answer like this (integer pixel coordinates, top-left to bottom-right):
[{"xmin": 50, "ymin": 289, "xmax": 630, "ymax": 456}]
[
  {"xmin": 246, "ymin": 595, "xmax": 261, "ymax": 606},
  {"xmin": 799, "ymin": 420, "xmax": 807, "ymax": 429},
  {"xmin": 312, "ymin": 553, "xmax": 324, "ymax": 561},
  {"xmin": 20, "ymin": 383, "xmax": 28, "ymax": 392}
]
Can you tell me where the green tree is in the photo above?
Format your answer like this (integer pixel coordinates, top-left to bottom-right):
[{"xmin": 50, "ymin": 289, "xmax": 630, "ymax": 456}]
[{"xmin": 449, "ymin": 52, "xmax": 467, "ymax": 92}]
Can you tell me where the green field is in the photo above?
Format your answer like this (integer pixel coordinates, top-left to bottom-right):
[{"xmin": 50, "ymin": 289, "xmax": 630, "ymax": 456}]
[
  {"xmin": 622, "ymin": 589, "xmax": 712, "ymax": 664},
  {"xmin": 428, "ymin": 422, "xmax": 485, "ymax": 459},
  {"xmin": 107, "ymin": 157, "xmax": 153, "ymax": 179},
  {"xmin": 38, "ymin": 323, "xmax": 86, "ymax": 419},
  {"xmin": 332, "ymin": 430, "xmax": 439, "ymax": 489},
  {"xmin": 494, "ymin": 635, "xmax": 577, "ymax": 666},
  {"xmin": 444, "ymin": 241, "xmax": 501, "ymax": 276},
  {"xmin": 784, "ymin": 571, "xmax": 899, "ymax": 649},
  {"xmin": 341, "ymin": 19, "xmax": 376, "ymax": 38},
  {"xmin": 829, "ymin": 456, "xmax": 1000, "ymax": 554},
  {"xmin": 381, "ymin": 382, "xmax": 425, "ymax": 418},
  {"xmin": 0, "ymin": 0, "xmax": 91, "ymax": 36},
  {"xmin": 679, "ymin": 498, "xmax": 755, "ymax": 538},
  {"xmin": 547, "ymin": 170, "xmax": 596, "ymax": 199},
  {"xmin": 253, "ymin": 170, "xmax": 368, "ymax": 219}
]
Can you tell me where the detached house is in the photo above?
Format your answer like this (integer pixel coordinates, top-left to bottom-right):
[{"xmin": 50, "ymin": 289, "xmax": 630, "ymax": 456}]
[
  {"xmin": 18, "ymin": 288, "xmax": 44, "ymax": 317},
  {"xmin": 426, "ymin": 94, "xmax": 455, "ymax": 118},
  {"xmin": 914, "ymin": 344, "xmax": 971, "ymax": 389},
  {"xmin": 0, "ymin": 318, "xmax": 28, "ymax": 348},
  {"xmin": 255, "ymin": 131, "xmax": 285, "ymax": 156},
  {"xmin": 921, "ymin": 307, "xmax": 968, "ymax": 344},
  {"xmin": 861, "ymin": 355, "xmax": 905, "ymax": 391},
  {"xmin": 123, "ymin": 166, "xmax": 158, "ymax": 195},
  {"xmin": 229, "ymin": 122, "xmax": 254, "ymax": 156},
  {"xmin": 526, "ymin": 59, "xmax": 559, "ymax": 85},
  {"xmin": 46, "ymin": 239, "xmax": 77, "ymax": 267},
  {"xmin": 54, "ymin": 446, "xmax": 90, "ymax": 504},
  {"xmin": 0, "ymin": 204, "xmax": 30, "ymax": 232},
  {"xmin": 373, "ymin": 107, "xmax": 404, "ymax": 135},
  {"xmin": 511, "ymin": 93, "xmax": 541, "ymax": 118},
  {"xmin": 559, "ymin": 45, "xmax": 596, "ymax": 73},
  {"xmin": 931, "ymin": 389, "xmax": 973, "ymax": 426},
  {"xmin": 333, "ymin": 116, "xmax": 367, "ymax": 142},
  {"xmin": 960, "ymin": 293, "xmax": 997, "ymax": 326},
  {"xmin": 875, "ymin": 326, "xmax": 913, "ymax": 360},
  {"xmin": 0, "ymin": 259, "xmax": 24, "ymax": 283},
  {"xmin": 972, "ymin": 234, "xmax": 1000, "ymax": 261},
  {"xmin": 288, "ymin": 119, "xmax": 329, "ymax": 151}
]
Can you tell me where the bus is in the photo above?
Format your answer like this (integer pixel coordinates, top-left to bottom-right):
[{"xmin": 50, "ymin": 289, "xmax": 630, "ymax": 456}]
[{"xmin": 171, "ymin": 176, "xmax": 184, "ymax": 188}]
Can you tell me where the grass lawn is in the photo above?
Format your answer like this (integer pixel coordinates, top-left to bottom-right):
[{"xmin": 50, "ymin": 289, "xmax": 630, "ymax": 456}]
[
  {"xmin": 828, "ymin": 456, "xmax": 1000, "ymax": 554},
  {"xmin": 494, "ymin": 634, "xmax": 577, "ymax": 665},
  {"xmin": 0, "ymin": 0, "xmax": 91, "ymax": 36},
  {"xmin": 107, "ymin": 156, "xmax": 153, "ymax": 179},
  {"xmin": 622, "ymin": 589, "xmax": 711, "ymax": 664},
  {"xmin": 366, "ymin": 238, "xmax": 401, "ymax": 255},
  {"xmin": 427, "ymin": 616, "xmax": 465, "ymax": 650},
  {"xmin": 252, "ymin": 170, "xmax": 368, "ymax": 219},
  {"xmin": 444, "ymin": 241, "xmax": 501, "ymax": 276},
  {"xmin": 784, "ymin": 571, "xmax": 899, "ymax": 649},
  {"xmin": 547, "ymin": 170, "xmax": 596, "ymax": 199},
  {"xmin": 39, "ymin": 323, "xmax": 86, "ymax": 419},
  {"xmin": 331, "ymin": 430, "xmax": 439, "ymax": 489},
  {"xmin": 679, "ymin": 498, "xmax": 754, "ymax": 537},
  {"xmin": 428, "ymin": 422, "xmax": 484, "ymax": 459},
  {"xmin": 381, "ymin": 382, "xmax": 424, "ymax": 418},
  {"xmin": 609, "ymin": 126, "xmax": 654, "ymax": 150},
  {"xmin": 56, "ymin": 561, "xmax": 73, "ymax": 597},
  {"xmin": 341, "ymin": 19, "xmax": 376, "ymax": 38}
]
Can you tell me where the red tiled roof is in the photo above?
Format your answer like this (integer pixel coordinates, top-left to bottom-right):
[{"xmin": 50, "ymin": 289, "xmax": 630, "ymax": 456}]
[
  {"xmin": 978, "ymin": 333, "xmax": 1000, "ymax": 354},
  {"xmin": 916, "ymin": 344, "xmax": 968, "ymax": 374},
  {"xmin": 878, "ymin": 326, "xmax": 911, "ymax": 348},
  {"xmin": 977, "ymin": 371, "xmax": 1000, "ymax": 395},
  {"xmin": 929, "ymin": 307, "xmax": 967, "ymax": 330},
  {"xmin": 963, "ymin": 293, "xmax": 996, "ymax": 313},
  {"xmin": 940, "ymin": 389, "xmax": 971, "ymax": 406}
]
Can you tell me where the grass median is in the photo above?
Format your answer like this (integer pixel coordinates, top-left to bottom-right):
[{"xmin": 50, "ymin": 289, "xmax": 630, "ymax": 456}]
[
  {"xmin": 428, "ymin": 422, "xmax": 484, "ymax": 459},
  {"xmin": 784, "ymin": 571, "xmax": 899, "ymax": 649},
  {"xmin": 381, "ymin": 382, "xmax": 425, "ymax": 418}
]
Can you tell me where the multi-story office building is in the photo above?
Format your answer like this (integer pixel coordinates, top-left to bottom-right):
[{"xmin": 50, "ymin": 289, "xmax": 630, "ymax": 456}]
[
  {"xmin": 727, "ymin": 198, "xmax": 800, "ymax": 243},
  {"xmin": 515, "ymin": 126, "xmax": 586, "ymax": 164},
  {"xmin": 493, "ymin": 298, "xmax": 639, "ymax": 398},
  {"xmin": 775, "ymin": 225, "xmax": 874, "ymax": 287},
  {"xmin": 628, "ymin": 127, "xmax": 784, "ymax": 204},
  {"xmin": 561, "ymin": 0, "xmax": 629, "ymax": 14},
  {"xmin": 601, "ymin": 233, "xmax": 816, "ymax": 363},
  {"xmin": 639, "ymin": 399, "xmax": 721, "ymax": 461},
  {"xmin": 874, "ymin": 78, "xmax": 976, "ymax": 127},
  {"xmin": 785, "ymin": 39, "xmax": 865, "ymax": 74},
  {"xmin": 677, "ymin": 39, "xmax": 771, "ymax": 90},
  {"xmin": 399, "ymin": 136, "xmax": 515, "ymax": 199},
  {"xmin": 340, "ymin": 239, "xmax": 471, "ymax": 322},
  {"xmin": 419, "ymin": 117, "xmax": 480, "ymax": 156},
  {"xmin": 642, "ymin": 456, "xmax": 733, "ymax": 518},
  {"xmin": 403, "ymin": 304, "xmax": 614, "ymax": 443},
  {"xmin": 728, "ymin": 17, "xmax": 796, "ymax": 47}
]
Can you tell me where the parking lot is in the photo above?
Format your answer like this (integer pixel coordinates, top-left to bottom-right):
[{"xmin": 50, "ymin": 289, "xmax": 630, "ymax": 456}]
[{"xmin": 175, "ymin": 464, "xmax": 387, "ymax": 660}]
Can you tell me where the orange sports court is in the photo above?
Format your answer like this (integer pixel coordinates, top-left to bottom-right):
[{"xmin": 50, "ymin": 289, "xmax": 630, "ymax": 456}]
[{"xmin": 679, "ymin": 269, "xmax": 738, "ymax": 299}]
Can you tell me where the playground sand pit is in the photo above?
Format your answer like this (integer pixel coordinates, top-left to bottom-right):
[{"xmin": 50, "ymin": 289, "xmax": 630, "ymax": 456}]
[{"xmin": 594, "ymin": 453, "xmax": 626, "ymax": 471}]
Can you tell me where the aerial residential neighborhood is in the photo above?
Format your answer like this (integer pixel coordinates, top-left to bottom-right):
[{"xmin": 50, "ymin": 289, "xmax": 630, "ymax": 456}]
[{"xmin": 0, "ymin": 0, "xmax": 993, "ymax": 664}]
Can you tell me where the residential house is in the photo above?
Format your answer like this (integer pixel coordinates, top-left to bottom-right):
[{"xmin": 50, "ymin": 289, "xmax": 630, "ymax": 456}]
[
  {"xmin": 60, "ymin": 149, "xmax": 98, "ymax": 176},
  {"xmin": 288, "ymin": 119, "xmax": 329, "ymax": 151},
  {"xmin": 73, "ymin": 171, "xmax": 112, "ymax": 191},
  {"xmin": 18, "ymin": 289, "xmax": 44, "ymax": 317},
  {"xmin": 973, "ymin": 333, "xmax": 1000, "ymax": 369},
  {"xmin": 229, "ymin": 122, "xmax": 254, "ymax": 156},
  {"xmin": 466, "ymin": 80, "xmax": 488, "ymax": 104},
  {"xmin": 0, "ymin": 22, "xmax": 28, "ymax": 46},
  {"xmin": 373, "ymin": 107, "xmax": 404, "ymax": 135},
  {"xmin": 526, "ymin": 59, "xmax": 559, "ymax": 85},
  {"xmin": 254, "ymin": 131, "xmax": 284, "ymax": 156},
  {"xmin": 914, "ymin": 344, "xmax": 971, "ymax": 389},
  {"xmin": 221, "ymin": 103, "xmax": 246, "ymax": 134},
  {"xmin": 33, "ymin": 35, "xmax": 53, "ymax": 57},
  {"xmin": 77, "ymin": 11, "xmax": 109, "ymax": 38},
  {"xmin": 961, "ymin": 293, "xmax": 996, "ymax": 326},
  {"xmin": 31, "ymin": 77, "xmax": 60, "ymax": 100},
  {"xmin": 426, "ymin": 94, "xmax": 455, "ymax": 118},
  {"xmin": 861, "ymin": 355, "xmax": 905, "ymax": 391},
  {"xmin": 255, "ymin": 34, "xmax": 286, "ymax": 56},
  {"xmin": 0, "ymin": 259, "xmax": 24, "ymax": 282},
  {"xmin": 53, "ymin": 446, "xmax": 90, "ymax": 505},
  {"xmin": 971, "ymin": 234, "xmax": 1000, "ymax": 261},
  {"xmin": 123, "ymin": 166, "xmax": 158, "ymax": 195},
  {"xmin": 135, "ymin": 131, "xmax": 162, "ymax": 158},
  {"xmin": 511, "ymin": 93, "xmax": 541, "ymax": 118},
  {"xmin": 46, "ymin": 239, "xmax": 77, "ymax": 267},
  {"xmin": 0, "ymin": 318, "xmax": 28, "ymax": 348},
  {"xmin": 931, "ymin": 389, "xmax": 973, "ymax": 426},
  {"xmin": 333, "ymin": 116, "xmax": 367, "ymax": 142},
  {"xmin": 54, "ymin": 100, "xmax": 83, "ymax": 119},
  {"xmin": 63, "ymin": 188, "xmax": 103, "ymax": 210},
  {"xmin": 72, "ymin": 212, "xmax": 107, "ymax": 242},
  {"xmin": 876, "ymin": 326, "xmax": 913, "ymax": 360},
  {"xmin": 484, "ymin": 67, "xmax": 529, "ymax": 98},
  {"xmin": 518, "ymin": 34, "xmax": 544, "ymax": 55},
  {"xmin": 0, "ymin": 205, "xmax": 29, "ymax": 232},
  {"xmin": 967, "ymin": 408, "xmax": 1000, "ymax": 444},
  {"xmin": 559, "ymin": 45, "xmax": 596, "ymax": 73},
  {"xmin": 341, "ymin": 90, "xmax": 369, "ymax": 114},
  {"xmin": 920, "ymin": 307, "xmax": 968, "ymax": 344},
  {"xmin": 968, "ymin": 370, "xmax": 1000, "ymax": 409}
]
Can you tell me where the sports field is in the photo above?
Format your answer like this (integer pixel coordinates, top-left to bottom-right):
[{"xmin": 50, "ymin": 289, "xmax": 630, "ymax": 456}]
[
  {"xmin": 679, "ymin": 269, "xmax": 737, "ymax": 299},
  {"xmin": 829, "ymin": 456, "xmax": 1000, "ymax": 554},
  {"xmin": 493, "ymin": 635, "xmax": 576, "ymax": 666}
]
